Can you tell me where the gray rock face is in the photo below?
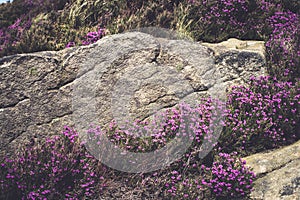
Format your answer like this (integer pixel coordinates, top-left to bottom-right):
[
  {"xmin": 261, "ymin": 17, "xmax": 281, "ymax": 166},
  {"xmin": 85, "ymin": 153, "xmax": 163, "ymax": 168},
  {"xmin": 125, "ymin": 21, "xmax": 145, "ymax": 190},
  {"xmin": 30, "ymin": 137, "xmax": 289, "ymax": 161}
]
[
  {"xmin": 0, "ymin": 32, "xmax": 266, "ymax": 159},
  {"xmin": 244, "ymin": 140, "xmax": 300, "ymax": 200}
]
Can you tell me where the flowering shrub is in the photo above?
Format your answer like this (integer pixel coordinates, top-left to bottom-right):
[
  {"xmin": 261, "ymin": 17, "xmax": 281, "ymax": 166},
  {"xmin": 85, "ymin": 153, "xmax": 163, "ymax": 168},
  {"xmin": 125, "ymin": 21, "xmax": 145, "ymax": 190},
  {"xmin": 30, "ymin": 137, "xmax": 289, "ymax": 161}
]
[
  {"xmin": 201, "ymin": 0, "xmax": 249, "ymax": 40},
  {"xmin": 0, "ymin": 17, "xmax": 32, "ymax": 56},
  {"xmin": 220, "ymin": 76, "xmax": 300, "ymax": 154},
  {"xmin": 87, "ymin": 99, "xmax": 223, "ymax": 162},
  {"xmin": 0, "ymin": 126, "xmax": 106, "ymax": 199},
  {"xmin": 163, "ymin": 152, "xmax": 256, "ymax": 199},
  {"xmin": 0, "ymin": 0, "xmax": 73, "ymax": 57},
  {"xmin": 266, "ymin": 10, "xmax": 300, "ymax": 80},
  {"xmin": 85, "ymin": 99, "xmax": 237, "ymax": 199},
  {"xmin": 0, "ymin": 98, "xmax": 258, "ymax": 199},
  {"xmin": 87, "ymin": 98, "xmax": 252, "ymax": 199},
  {"xmin": 201, "ymin": 152, "xmax": 256, "ymax": 198}
]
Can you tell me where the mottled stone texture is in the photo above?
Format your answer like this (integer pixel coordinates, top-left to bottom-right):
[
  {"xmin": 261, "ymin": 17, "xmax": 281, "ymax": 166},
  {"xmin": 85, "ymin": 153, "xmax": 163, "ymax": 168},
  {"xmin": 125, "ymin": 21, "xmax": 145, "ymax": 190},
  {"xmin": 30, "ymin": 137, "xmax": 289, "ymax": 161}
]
[
  {"xmin": 0, "ymin": 32, "xmax": 265, "ymax": 160},
  {"xmin": 244, "ymin": 140, "xmax": 300, "ymax": 200}
]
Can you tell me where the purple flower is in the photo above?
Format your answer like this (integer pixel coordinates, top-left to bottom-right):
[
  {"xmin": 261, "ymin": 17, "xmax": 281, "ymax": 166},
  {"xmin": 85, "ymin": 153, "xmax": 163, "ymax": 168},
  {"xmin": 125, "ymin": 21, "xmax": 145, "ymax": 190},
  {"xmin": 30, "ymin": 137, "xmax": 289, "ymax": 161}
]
[
  {"xmin": 8, "ymin": 18, "xmax": 21, "ymax": 30},
  {"xmin": 66, "ymin": 41, "xmax": 76, "ymax": 48}
]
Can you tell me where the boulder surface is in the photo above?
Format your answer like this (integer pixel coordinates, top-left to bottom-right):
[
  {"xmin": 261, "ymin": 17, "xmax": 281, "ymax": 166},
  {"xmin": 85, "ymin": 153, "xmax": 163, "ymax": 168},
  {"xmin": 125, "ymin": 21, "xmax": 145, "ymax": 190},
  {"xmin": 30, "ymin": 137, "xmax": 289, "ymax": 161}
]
[
  {"xmin": 244, "ymin": 140, "xmax": 300, "ymax": 200},
  {"xmin": 0, "ymin": 32, "xmax": 266, "ymax": 160}
]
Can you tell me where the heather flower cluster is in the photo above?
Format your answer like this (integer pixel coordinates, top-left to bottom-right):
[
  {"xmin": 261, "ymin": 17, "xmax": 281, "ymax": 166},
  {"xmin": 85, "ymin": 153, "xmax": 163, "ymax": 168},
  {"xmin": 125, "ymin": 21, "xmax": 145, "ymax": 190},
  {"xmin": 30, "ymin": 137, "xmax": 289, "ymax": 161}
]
[
  {"xmin": 0, "ymin": 99, "xmax": 257, "ymax": 199},
  {"xmin": 187, "ymin": 0, "xmax": 299, "ymax": 81},
  {"xmin": 202, "ymin": 0, "xmax": 248, "ymax": 33},
  {"xmin": 83, "ymin": 99, "xmax": 256, "ymax": 199},
  {"xmin": 82, "ymin": 28, "xmax": 105, "ymax": 45},
  {"xmin": 86, "ymin": 99, "xmax": 224, "ymax": 158},
  {"xmin": 265, "ymin": 10, "xmax": 300, "ymax": 80},
  {"xmin": 66, "ymin": 27, "xmax": 106, "ymax": 48},
  {"xmin": 186, "ymin": 0, "xmax": 261, "ymax": 42},
  {"xmin": 0, "ymin": 126, "xmax": 106, "ymax": 199},
  {"xmin": 221, "ymin": 76, "xmax": 300, "ymax": 154},
  {"xmin": 162, "ymin": 152, "xmax": 255, "ymax": 199},
  {"xmin": 0, "ymin": 17, "xmax": 31, "ymax": 54},
  {"xmin": 201, "ymin": 152, "xmax": 256, "ymax": 198}
]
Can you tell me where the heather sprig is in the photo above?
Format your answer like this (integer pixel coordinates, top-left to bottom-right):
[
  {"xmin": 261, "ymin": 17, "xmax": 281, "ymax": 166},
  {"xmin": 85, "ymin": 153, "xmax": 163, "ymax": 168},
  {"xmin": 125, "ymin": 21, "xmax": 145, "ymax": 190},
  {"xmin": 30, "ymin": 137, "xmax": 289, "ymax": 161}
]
[
  {"xmin": 66, "ymin": 27, "xmax": 106, "ymax": 48},
  {"xmin": 265, "ymin": 10, "xmax": 300, "ymax": 80},
  {"xmin": 0, "ymin": 126, "xmax": 106, "ymax": 200},
  {"xmin": 163, "ymin": 152, "xmax": 256, "ymax": 199},
  {"xmin": 201, "ymin": 152, "xmax": 256, "ymax": 198},
  {"xmin": 81, "ymin": 28, "xmax": 106, "ymax": 46},
  {"xmin": 220, "ymin": 76, "xmax": 300, "ymax": 155}
]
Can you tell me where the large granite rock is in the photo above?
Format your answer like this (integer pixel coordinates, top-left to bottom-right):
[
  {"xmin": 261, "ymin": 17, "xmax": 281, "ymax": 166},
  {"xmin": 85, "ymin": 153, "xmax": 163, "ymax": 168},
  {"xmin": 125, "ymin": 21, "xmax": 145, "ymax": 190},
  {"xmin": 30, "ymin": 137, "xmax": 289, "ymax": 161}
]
[
  {"xmin": 0, "ymin": 32, "xmax": 266, "ymax": 158},
  {"xmin": 244, "ymin": 140, "xmax": 300, "ymax": 200}
]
